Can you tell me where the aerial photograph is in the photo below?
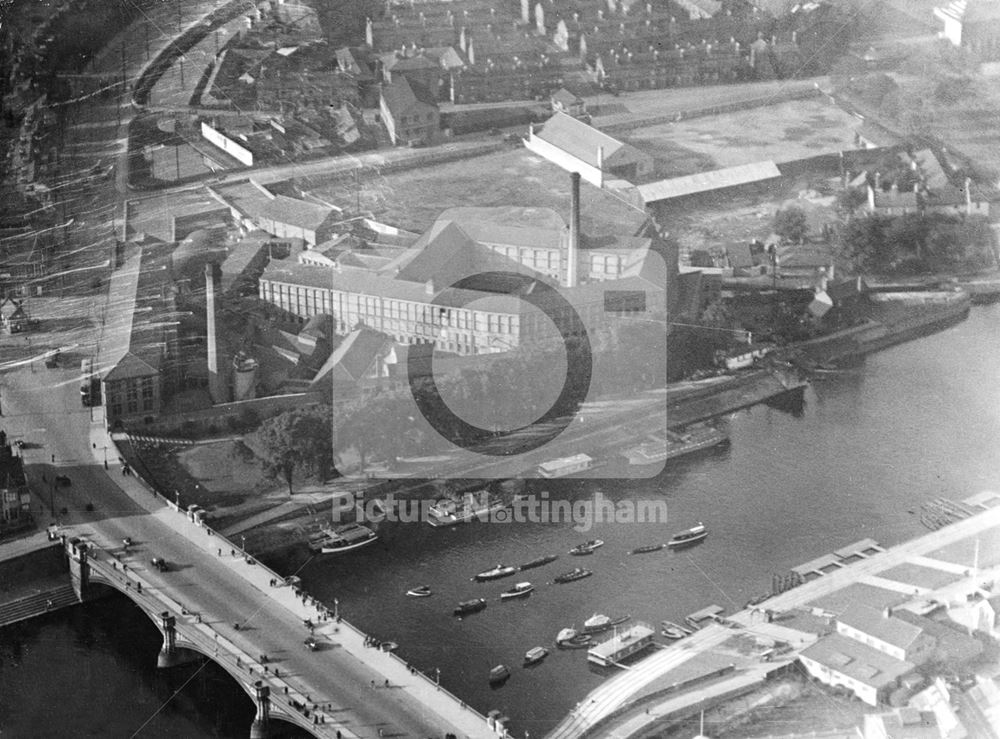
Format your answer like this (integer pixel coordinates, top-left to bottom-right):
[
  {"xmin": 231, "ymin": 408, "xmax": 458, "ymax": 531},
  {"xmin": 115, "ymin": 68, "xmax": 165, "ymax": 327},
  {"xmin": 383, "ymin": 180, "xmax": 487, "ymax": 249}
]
[{"xmin": 2, "ymin": 0, "xmax": 1000, "ymax": 736}]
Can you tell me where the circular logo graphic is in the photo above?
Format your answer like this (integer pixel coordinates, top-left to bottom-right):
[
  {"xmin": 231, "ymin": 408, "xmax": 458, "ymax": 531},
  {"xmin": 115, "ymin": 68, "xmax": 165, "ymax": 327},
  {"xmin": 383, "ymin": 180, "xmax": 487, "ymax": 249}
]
[{"xmin": 406, "ymin": 272, "xmax": 592, "ymax": 456}]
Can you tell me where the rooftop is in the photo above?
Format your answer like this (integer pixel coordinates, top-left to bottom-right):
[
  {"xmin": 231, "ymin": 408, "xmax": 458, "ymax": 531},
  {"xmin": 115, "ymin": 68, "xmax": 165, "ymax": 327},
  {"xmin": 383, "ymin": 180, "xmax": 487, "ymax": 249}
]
[
  {"xmin": 637, "ymin": 161, "xmax": 782, "ymax": 204},
  {"xmin": 800, "ymin": 633, "xmax": 915, "ymax": 689},
  {"xmin": 534, "ymin": 112, "xmax": 643, "ymax": 170},
  {"xmin": 836, "ymin": 604, "xmax": 926, "ymax": 650}
]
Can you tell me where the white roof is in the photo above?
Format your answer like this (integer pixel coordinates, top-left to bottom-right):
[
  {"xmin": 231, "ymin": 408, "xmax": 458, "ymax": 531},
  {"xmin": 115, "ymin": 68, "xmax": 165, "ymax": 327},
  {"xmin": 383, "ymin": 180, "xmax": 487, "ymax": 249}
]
[{"xmin": 638, "ymin": 161, "xmax": 781, "ymax": 204}]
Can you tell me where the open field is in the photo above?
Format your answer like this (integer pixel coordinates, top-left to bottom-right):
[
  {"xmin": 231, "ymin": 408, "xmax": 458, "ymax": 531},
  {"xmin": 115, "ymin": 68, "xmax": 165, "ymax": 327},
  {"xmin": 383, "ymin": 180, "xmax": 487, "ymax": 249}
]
[
  {"xmin": 308, "ymin": 147, "xmax": 650, "ymax": 236},
  {"xmin": 624, "ymin": 99, "xmax": 862, "ymax": 173}
]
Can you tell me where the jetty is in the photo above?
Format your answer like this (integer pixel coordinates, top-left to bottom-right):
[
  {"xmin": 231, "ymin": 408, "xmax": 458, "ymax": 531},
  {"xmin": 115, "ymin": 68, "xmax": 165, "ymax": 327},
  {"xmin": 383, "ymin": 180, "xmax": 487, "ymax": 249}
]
[{"xmin": 546, "ymin": 492, "xmax": 1000, "ymax": 739}]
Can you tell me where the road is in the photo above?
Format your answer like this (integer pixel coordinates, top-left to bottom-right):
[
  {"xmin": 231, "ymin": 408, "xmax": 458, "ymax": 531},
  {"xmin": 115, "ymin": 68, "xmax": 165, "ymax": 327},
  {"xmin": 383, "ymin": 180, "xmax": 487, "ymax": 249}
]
[{"xmin": 0, "ymin": 359, "xmax": 495, "ymax": 738}]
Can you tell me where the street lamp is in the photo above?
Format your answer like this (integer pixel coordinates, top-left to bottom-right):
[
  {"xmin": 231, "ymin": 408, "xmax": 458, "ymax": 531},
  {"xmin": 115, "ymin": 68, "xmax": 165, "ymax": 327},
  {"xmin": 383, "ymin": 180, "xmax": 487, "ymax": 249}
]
[
  {"xmin": 241, "ymin": 534, "xmax": 246, "ymax": 553},
  {"xmin": 434, "ymin": 667, "xmax": 440, "ymax": 685},
  {"xmin": 333, "ymin": 598, "xmax": 339, "ymax": 619}
]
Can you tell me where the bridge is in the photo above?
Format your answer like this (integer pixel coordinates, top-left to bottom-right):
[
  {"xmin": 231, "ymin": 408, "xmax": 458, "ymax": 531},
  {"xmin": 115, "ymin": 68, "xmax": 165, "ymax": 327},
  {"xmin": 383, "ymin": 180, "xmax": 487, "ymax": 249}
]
[{"xmin": 59, "ymin": 520, "xmax": 503, "ymax": 739}]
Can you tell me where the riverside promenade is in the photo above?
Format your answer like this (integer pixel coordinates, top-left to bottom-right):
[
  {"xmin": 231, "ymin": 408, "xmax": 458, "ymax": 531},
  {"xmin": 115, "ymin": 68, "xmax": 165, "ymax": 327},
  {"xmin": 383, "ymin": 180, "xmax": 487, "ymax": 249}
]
[{"xmin": 546, "ymin": 495, "xmax": 1000, "ymax": 739}]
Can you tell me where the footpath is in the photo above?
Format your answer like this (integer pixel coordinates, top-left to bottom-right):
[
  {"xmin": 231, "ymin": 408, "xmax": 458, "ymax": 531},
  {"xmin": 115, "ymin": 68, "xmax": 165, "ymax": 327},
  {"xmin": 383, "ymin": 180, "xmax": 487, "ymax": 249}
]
[{"xmin": 85, "ymin": 422, "xmax": 501, "ymax": 739}]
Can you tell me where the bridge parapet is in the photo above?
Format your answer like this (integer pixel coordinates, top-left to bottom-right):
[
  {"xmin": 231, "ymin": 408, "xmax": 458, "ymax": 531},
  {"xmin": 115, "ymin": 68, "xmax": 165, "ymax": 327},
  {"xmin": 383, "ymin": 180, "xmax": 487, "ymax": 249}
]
[{"xmin": 67, "ymin": 539, "xmax": 339, "ymax": 738}]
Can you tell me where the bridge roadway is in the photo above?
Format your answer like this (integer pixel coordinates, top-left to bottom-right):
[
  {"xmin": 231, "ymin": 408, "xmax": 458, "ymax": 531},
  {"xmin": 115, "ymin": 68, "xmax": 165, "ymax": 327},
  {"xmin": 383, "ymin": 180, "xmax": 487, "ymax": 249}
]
[
  {"xmin": 545, "ymin": 504, "xmax": 1000, "ymax": 739},
  {"xmin": 1, "ymin": 362, "xmax": 499, "ymax": 739}
]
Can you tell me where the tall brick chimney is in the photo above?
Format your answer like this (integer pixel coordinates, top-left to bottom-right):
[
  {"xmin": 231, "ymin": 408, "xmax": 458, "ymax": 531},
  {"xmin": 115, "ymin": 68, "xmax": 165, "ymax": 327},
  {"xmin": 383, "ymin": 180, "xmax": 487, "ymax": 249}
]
[{"xmin": 567, "ymin": 171, "xmax": 580, "ymax": 288}]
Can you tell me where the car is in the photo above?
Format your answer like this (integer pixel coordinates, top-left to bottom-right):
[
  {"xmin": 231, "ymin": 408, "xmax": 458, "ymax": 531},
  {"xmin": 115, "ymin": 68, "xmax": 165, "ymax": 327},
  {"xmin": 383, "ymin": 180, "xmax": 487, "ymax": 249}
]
[
  {"xmin": 54, "ymin": 475, "xmax": 71, "ymax": 487},
  {"xmin": 151, "ymin": 557, "xmax": 169, "ymax": 572},
  {"xmin": 304, "ymin": 636, "xmax": 318, "ymax": 651}
]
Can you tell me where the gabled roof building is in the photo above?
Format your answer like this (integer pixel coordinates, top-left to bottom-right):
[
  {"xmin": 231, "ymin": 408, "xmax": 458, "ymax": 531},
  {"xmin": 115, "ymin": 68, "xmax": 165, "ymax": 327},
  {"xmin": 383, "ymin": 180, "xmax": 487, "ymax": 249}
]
[
  {"xmin": 525, "ymin": 112, "xmax": 653, "ymax": 187},
  {"xmin": 379, "ymin": 77, "xmax": 439, "ymax": 146}
]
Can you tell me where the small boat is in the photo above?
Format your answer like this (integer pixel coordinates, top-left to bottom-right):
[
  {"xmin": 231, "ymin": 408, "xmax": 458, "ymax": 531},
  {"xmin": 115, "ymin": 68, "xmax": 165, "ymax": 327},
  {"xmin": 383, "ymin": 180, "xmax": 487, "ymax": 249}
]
[
  {"xmin": 554, "ymin": 567, "xmax": 592, "ymax": 584},
  {"xmin": 667, "ymin": 522, "xmax": 708, "ymax": 548},
  {"xmin": 380, "ymin": 641, "xmax": 399, "ymax": 652},
  {"xmin": 308, "ymin": 523, "xmax": 378, "ymax": 554},
  {"xmin": 660, "ymin": 621, "xmax": 686, "ymax": 640},
  {"xmin": 428, "ymin": 490, "xmax": 505, "ymax": 527},
  {"xmin": 523, "ymin": 646, "xmax": 549, "ymax": 665},
  {"xmin": 406, "ymin": 585, "xmax": 432, "ymax": 598},
  {"xmin": 519, "ymin": 554, "xmax": 559, "ymax": 570},
  {"xmin": 472, "ymin": 564, "xmax": 518, "ymax": 582},
  {"xmin": 489, "ymin": 664, "xmax": 511, "ymax": 684},
  {"xmin": 555, "ymin": 628, "xmax": 592, "ymax": 649},
  {"xmin": 500, "ymin": 582, "xmax": 534, "ymax": 600},
  {"xmin": 582, "ymin": 614, "xmax": 630, "ymax": 633},
  {"xmin": 568, "ymin": 539, "xmax": 604, "ymax": 556},
  {"xmin": 662, "ymin": 620, "xmax": 692, "ymax": 636},
  {"xmin": 630, "ymin": 543, "xmax": 664, "ymax": 555},
  {"xmin": 453, "ymin": 598, "xmax": 487, "ymax": 616}
]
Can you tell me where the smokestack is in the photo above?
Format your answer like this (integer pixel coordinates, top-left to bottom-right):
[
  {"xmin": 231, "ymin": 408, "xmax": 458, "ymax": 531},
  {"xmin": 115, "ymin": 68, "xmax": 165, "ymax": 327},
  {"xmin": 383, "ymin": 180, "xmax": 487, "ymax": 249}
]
[
  {"xmin": 567, "ymin": 172, "xmax": 580, "ymax": 288},
  {"xmin": 205, "ymin": 264, "xmax": 225, "ymax": 404}
]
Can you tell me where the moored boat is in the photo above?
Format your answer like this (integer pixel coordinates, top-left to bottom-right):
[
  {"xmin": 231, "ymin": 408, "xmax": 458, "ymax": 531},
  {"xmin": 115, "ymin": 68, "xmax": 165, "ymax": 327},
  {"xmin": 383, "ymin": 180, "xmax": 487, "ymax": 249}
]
[
  {"xmin": 667, "ymin": 522, "xmax": 708, "ymax": 548},
  {"xmin": 630, "ymin": 543, "xmax": 664, "ymax": 555},
  {"xmin": 308, "ymin": 523, "xmax": 378, "ymax": 554},
  {"xmin": 500, "ymin": 582, "xmax": 534, "ymax": 600},
  {"xmin": 624, "ymin": 423, "xmax": 729, "ymax": 465},
  {"xmin": 427, "ymin": 490, "xmax": 505, "ymax": 527},
  {"xmin": 555, "ymin": 628, "xmax": 593, "ymax": 649},
  {"xmin": 583, "ymin": 613, "xmax": 630, "ymax": 634},
  {"xmin": 519, "ymin": 553, "xmax": 559, "ymax": 570},
  {"xmin": 537, "ymin": 453, "xmax": 594, "ymax": 478},
  {"xmin": 406, "ymin": 585, "xmax": 432, "ymax": 598},
  {"xmin": 660, "ymin": 621, "xmax": 686, "ymax": 640},
  {"xmin": 523, "ymin": 646, "xmax": 549, "ymax": 665},
  {"xmin": 472, "ymin": 563, "xmax": 518, "ymax": 582},
  {"xmin": 662, "ymin": 620, "xmax": 692, "ymax": 636},
  {"xmin": 554, "ymin": 567, "xmax": 592, "ymax": 584},
  {"xmin": 568, "ymin": 539, "xmax": 604, "ymax": 556},
  {"xmin": 488, "ymin": 664, "xmax": 511, "ymax": 684},
  {"xmin": 453, "ymin": 598, "xmax": 487, "ymax": 616}
]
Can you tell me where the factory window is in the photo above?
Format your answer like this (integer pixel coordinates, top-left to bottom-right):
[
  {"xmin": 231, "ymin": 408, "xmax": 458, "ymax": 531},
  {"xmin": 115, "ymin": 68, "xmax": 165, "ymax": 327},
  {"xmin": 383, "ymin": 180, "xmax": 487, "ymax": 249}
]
[{"xmin": 141, "ymin": 378, "xmax": 154, "ymax": 399}]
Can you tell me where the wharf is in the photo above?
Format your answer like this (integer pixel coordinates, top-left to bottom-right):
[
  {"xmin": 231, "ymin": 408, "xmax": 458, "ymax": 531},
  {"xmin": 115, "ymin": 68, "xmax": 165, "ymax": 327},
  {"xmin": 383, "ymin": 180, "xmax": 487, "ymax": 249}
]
[
  {"xmin": 587, "ymin": 623, "xmax": 656, "ymax": 668},
  {"xmin": 546, "ymin": 494, "xmax": 1000, "ymax": 739},
  {"xmin": 666, "ymin": 369, "xmax": 807, "ymax": 429},
  {"xmin": 791, "ymin": 538, "xmax": 885, "ymax": 579}
]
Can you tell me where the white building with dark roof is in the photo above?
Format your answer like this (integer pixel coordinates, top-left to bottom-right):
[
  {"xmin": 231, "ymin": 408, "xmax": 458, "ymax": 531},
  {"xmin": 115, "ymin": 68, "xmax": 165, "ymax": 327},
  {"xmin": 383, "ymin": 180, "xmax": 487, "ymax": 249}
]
[{"xmin": 524, "ymin": 112, "xmax": 653, "ymax": 187}]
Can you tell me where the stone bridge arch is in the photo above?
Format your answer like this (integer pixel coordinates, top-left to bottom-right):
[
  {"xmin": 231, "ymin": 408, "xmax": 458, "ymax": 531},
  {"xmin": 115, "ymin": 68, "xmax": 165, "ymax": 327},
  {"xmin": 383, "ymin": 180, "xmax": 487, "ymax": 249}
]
[{"xmin": 64, "ymin": 537, "xmax": 322, "ymax": 739}]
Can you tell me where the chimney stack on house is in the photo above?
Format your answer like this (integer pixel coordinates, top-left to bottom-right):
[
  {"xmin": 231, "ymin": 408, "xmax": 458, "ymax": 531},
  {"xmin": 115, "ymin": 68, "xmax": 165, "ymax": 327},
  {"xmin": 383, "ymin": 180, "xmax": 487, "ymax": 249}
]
[{"xmin": 567, "ymin": 171, "xmax": 581, "ymax": 288}]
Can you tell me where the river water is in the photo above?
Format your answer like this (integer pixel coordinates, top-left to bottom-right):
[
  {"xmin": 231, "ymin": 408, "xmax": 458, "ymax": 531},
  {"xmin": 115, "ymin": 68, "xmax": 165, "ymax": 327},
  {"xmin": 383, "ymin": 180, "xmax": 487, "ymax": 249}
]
[{"xmin": 2, "ymin": 306, "xmax": 999, "ymax": 738}]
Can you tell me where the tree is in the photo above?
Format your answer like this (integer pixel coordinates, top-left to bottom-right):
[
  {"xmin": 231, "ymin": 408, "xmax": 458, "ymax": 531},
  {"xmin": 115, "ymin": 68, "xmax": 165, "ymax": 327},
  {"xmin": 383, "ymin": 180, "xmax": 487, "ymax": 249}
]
[
  {"xmin": 835, "ymin": 188, "xmax": 867, "ymax": 216},
  {"xmin": 774, "ymin": 206, "xmax": 809, "ymax": 244},
  {"xmin": 245, "ymin": 405, "xmax": 334, "ymax": 494}
]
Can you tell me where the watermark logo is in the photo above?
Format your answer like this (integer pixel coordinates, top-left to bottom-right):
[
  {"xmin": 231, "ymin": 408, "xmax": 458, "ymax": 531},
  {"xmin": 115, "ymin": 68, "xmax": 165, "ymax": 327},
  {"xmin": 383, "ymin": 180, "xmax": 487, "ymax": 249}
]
[
  {"xmin": 338, "ymin": 258, "xmax": 667, "ymax": 481},
  {"xmin": 338, "ymin": 493, "xmax": 669, "ymax": 533}
]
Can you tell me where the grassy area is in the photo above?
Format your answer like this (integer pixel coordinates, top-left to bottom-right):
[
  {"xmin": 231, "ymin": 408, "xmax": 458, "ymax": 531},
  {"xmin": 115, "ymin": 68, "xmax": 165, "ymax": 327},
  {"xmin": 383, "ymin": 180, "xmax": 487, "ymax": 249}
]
[{"xmin": 308, "ymin": 148, "xmax": 650, "ymax": 237}]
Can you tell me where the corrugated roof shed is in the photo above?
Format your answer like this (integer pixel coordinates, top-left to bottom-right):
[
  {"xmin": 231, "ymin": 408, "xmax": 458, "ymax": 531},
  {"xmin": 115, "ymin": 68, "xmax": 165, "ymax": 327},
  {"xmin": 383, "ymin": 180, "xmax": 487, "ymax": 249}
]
[{"xmin": 637, "ymin": 161, "xmax": 781, "ymax": 204}]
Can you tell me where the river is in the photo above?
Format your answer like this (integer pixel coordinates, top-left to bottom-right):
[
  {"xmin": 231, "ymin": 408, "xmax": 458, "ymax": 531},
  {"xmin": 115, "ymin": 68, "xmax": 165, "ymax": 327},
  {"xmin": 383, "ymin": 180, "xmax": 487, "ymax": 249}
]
[{"xmin": 2, "ymin": 305, "xmax": 998, "ymax": 737}]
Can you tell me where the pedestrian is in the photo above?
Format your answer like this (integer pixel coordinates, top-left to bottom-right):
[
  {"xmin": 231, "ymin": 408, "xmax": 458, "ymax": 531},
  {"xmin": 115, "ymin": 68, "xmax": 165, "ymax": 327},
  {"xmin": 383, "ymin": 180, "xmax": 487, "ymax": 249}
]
[
  {"xmin": 45, "ymin": 599, "xmax": 53, "ymax": 610},
  {"xmin": 379, "ymin": 729, "xmax": 384, "ymax": 737},
  {"xmin": 218, "ymin": 548, "xmax": 222, "ymax": 557},
  {"xmin": 384, "ymin": 679, "xmax": 389, "ymax": 688},
  {"xmin": 274, "ymin": 668, "xmax": 279, "ymax": 678},
  {"xmin": 137, "ymin": 582, "xmax": 142, "ymax": 593},
  {"xmin": 230, "ymin": 549, "xmax": 235, "ymax": 557},
  {"xmin": 370, "ymin": 680, "xmax": 375, "ymax": 689}
]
